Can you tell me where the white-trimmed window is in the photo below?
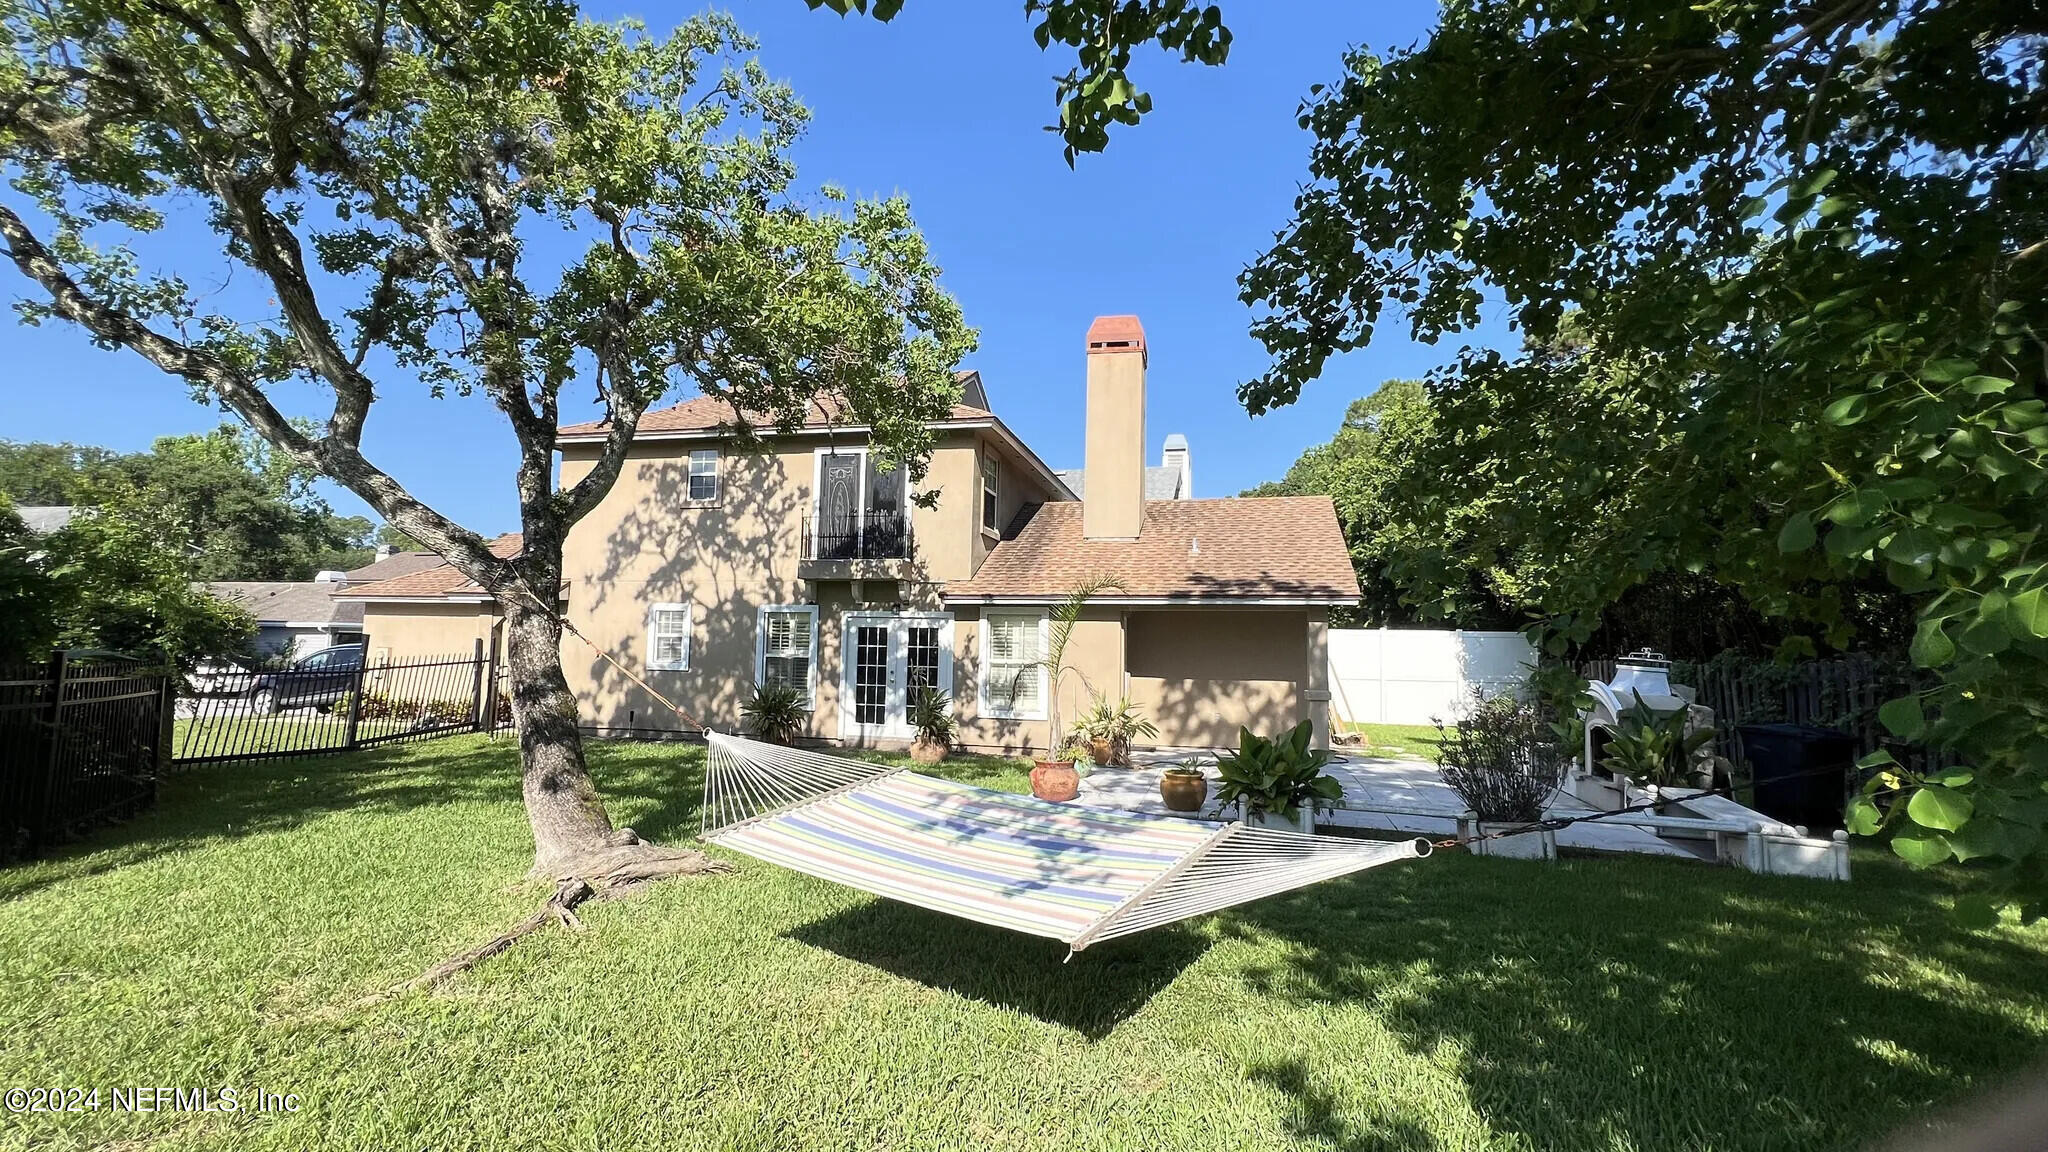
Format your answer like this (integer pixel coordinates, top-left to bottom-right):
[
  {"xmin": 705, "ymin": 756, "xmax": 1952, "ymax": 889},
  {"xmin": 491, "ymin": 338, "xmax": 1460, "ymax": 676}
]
[
  {"xmin": 688, "ymin": 449, "xmax": 720, "ymax": 502},
  {"xmin": 980, "ymin": 454, "xmax": 1000, "ymax": 535},
  {"xmin": 647, "ymin": 602, "xmax": 692, "ymax": 671},
  {"xmin": 756, "ymin": 604, "xmax": 819, "ymax": 706},
  {"xmin": 979, "ymin": 610, "xmax": 1046, "ymax": 720}
]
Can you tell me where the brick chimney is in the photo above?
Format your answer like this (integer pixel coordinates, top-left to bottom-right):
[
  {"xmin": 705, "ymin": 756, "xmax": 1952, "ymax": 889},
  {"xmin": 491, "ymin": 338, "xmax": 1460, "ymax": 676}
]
[{"xmin": 1083, "ymin": 315, "xmax": 1146, "ymax": 540}]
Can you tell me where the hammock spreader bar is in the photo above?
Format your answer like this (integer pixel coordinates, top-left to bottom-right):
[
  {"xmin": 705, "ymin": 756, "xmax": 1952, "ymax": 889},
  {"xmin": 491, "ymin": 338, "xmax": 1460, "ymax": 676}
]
[{"xmin": 701, "ymin": 732, "xmax": 1429, "ymax": 954}]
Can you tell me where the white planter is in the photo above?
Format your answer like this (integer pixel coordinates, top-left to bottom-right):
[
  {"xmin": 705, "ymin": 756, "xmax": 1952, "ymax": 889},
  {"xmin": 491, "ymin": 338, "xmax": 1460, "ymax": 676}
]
[
  {"xmin": 1457, "ymin": 816, "xmax": 1557, "ymax": 861},
  {"xmin": 1240, "ymin": 807, "xmax": 1314, "ymax": 836}
]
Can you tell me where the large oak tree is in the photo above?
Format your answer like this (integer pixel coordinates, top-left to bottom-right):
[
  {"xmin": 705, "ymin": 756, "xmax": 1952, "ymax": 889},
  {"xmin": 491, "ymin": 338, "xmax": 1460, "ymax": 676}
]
[{"xmin": 0, "ymin": 0, "xmax": 973, "ymax": 886}]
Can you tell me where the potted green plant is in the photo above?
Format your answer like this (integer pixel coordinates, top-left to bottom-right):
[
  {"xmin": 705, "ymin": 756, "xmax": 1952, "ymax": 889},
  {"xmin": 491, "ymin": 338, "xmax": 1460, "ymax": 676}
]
[
  {"xmin": 1434, "ymin": 692, "xmax": 1568, "ymax": 860},
  {"xmin": 1212, "ymin": 720, "xmax": 1343, "ymax": 834},
  {"xmin": 1599, "ymin": 696, "xmax": 1722, "ymax": 802},
  {"xmin": 1025, "ymin": 576, "xmax": 1123, "ymax": 802},
  {"xmin": 1159, "ymin": 756, "xmax": 1208, "ymax": 813},
  {"xmin": 742, "ymin": 682, "xmax": 806, "ymax": 746},
  {"xmin": 908, "ymin": 688, "xmax": 956, "ymax": 765}
]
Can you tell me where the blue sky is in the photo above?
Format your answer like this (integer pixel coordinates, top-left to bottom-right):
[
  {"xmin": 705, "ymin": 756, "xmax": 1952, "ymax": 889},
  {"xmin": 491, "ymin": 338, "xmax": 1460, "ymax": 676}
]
[{"xmin": 0, "ymin": 1, "xmax": 1515, "ymax": 532}]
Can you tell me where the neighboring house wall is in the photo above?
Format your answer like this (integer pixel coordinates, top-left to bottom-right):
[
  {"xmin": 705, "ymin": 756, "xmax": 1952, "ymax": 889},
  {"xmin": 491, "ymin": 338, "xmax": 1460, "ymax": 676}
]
[
  {"xmin": 1326, "ymin": 628, "xmax": 1536, "ymax": 727},
  {"xmin": 251, "ymin": 624, "xmax": 338, "ymax": 659},
  {"xmin": 362, "ymin": 602, "xmax": 501, "ymax": 665}
]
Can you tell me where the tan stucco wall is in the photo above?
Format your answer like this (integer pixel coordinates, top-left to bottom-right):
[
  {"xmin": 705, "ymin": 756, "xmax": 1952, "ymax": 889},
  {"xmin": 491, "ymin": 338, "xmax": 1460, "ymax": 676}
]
[
  {"xmin": 1125, "ymin": 608, "xmax": 1311, "ymax": 748},
  {"xmin": 952, "ymin": 605, "xmax": 1123, "ymax": 756},
  {"xmin": 554, "ymin": 431, "xmax": 1013, "ymax": 737},
  {"xmin": 361, "ymin": 602, "xmax": 501, "ymax": 666}
]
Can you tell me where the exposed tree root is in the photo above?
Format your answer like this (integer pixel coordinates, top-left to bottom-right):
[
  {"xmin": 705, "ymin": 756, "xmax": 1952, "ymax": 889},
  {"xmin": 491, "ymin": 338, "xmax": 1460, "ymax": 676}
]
[{"xmin": 353, "ymin": 833, "xmax": 731, "ymax": 1011}]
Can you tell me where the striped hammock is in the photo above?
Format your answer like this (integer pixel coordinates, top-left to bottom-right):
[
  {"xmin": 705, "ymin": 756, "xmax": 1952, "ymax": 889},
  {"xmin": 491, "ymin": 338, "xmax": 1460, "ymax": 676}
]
[{"xmin": 701, "ymin": 732, "xmax": 1430, "ymax": 955}]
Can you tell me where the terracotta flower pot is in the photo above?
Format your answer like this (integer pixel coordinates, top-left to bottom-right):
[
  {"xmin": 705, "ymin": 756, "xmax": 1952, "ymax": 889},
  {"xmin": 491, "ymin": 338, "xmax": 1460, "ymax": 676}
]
[
  {"xmin": 909, "ymin": 737, "xmax": 948, "ymax": 765},
  {"xmin": 1159, "ymin": 772, "xmax": 1207, "ymax": 813},
  {"xmin": 1030, "ymin": 760, "xmax": 1081, "ymax": 803},
  {"xmin": 1088, "ymin": 738, "xmax": 1113, "ymax": 766}
]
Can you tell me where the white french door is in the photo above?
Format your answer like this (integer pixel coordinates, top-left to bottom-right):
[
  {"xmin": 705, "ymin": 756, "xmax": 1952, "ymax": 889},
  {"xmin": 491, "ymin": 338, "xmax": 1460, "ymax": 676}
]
[{"xmin": 839, "ymin": 612, "xmax": 954, "ymax": 740}]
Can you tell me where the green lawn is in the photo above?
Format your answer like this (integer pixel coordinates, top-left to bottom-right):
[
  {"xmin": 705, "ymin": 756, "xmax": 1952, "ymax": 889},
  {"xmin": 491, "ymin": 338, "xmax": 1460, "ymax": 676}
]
[
  {"xmin": 1339, "ymin": 720, "xmax": 1447, "ymax": 760},
  {"xmin": 4, "ymin": 735, "xmax": 2045, "ymax": 1151}
]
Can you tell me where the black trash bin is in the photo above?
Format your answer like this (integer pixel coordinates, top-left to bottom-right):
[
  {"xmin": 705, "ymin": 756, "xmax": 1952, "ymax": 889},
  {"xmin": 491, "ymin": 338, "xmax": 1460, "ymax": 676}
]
[{"xmin": 1737, "ymin": 723, "xmax": 1855, "ymax": 831}]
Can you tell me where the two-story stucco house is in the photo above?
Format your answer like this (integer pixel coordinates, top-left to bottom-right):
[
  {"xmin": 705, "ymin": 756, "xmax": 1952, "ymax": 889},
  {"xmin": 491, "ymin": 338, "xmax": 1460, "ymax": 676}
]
[{"xmin": 341, "ymin": 315, "xmax": 1361, "ymax": 753}]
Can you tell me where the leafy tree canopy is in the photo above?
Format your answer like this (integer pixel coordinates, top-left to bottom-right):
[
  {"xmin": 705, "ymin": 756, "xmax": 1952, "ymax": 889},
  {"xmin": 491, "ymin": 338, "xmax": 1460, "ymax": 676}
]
[
  {"xmin": 1, "ymin": 426, "xmax": 371, "ymax": 580},
  {"xmin": 0, "ymin": 0, "xmax": 973, "ymax": 880}
]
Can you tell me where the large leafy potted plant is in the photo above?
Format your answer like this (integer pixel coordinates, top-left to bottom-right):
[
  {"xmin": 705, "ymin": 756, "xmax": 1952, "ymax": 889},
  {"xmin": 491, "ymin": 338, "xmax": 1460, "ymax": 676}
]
[
  {"xmin": 1434, "ymin": 692, "xmax": 1568, "ymax": 860},
  {"xmin": 1212, "ymin": 720, "xmax": 1343, "ymax": 834},
  {"xmin": 1024, "ymin": 576, "xmax": 1123, "ymax": 802},
  {"xmin": 1599, "ymin": 696, "xmax": 1722, "ymax": 801}
]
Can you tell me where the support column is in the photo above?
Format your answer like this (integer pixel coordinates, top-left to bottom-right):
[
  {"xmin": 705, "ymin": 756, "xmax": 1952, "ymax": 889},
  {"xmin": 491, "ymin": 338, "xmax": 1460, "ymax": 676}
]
[{"xmin": 1305, "ymin": 609, "xmax": 1331, "ymax": 750}]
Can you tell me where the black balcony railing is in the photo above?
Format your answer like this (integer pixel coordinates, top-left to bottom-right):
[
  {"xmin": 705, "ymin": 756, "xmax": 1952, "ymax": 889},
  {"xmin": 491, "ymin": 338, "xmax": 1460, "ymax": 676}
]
[{"xmin": 806, "ymin": 509, "xmax": 911, "ymax": 561}]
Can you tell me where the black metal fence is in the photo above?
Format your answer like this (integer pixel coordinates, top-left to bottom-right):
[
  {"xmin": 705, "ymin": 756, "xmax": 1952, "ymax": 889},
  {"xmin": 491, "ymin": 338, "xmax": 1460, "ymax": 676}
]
[
  {"xmin": 804, "ymin": 508, "xmax": 911, "ymax": 561},
  {"xmin": 174, "ymin": 641, "xmax": 501, "ymax": 765},
  {"xmin": 0, "ymin": 653, "xmax": 170, "ymax": 861}
]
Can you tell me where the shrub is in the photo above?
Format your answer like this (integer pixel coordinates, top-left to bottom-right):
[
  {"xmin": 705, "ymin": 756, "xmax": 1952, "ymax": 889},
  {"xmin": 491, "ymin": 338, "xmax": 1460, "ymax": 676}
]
[
  {"xmin": 1434, "ymin": 692, "xmax": 1568, "ymax": 823},
  {"xmin": 743, "ymin": 682, "xmax": 806, "ymax": 745},
  {"xmin": 1212, "ymin": 720, "xmax": 1343, "ymax": 820}
]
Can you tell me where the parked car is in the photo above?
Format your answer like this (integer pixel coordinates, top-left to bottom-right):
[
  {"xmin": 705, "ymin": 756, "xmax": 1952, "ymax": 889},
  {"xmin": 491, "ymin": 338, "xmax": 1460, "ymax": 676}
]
[
  {"xmin": 189, "ymin": 656, "xmax": 255, "ymax": 696},
  {"xmin": 246, "ymin": 645, "xmax": 364, "ymax": 713}
]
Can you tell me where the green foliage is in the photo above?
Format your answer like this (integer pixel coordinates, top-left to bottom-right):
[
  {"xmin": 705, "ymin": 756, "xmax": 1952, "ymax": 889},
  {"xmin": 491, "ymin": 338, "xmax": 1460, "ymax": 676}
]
[
  {"xmin": 1034, "ymin": 576, "xmax": 1124, "ymax": 753},
  {"xmin": 807, "ymin": 1, "xmax": 1231, "ymax": 164},
  {"xmin": 742, "ymin": 682, "xmax": 808, "ymax": 746},
  {"xmin": 1433, "ymin": 693, "xmax": 1567, "ymax": 823},
  {"xmin": 1, "ymin": 428, "xmax": 368, "ymax": 580},
  {"xmin": 0, "ymin": 495, "xmax": 64, "ymax": 661},
  {"xmin": 37, "ymin": 500, "xmax": 255, "ymax": 668},
  {"xmin": 1598, "ymin": 698, "xmax": 1716, "ymax": 791},
  {"xmin": 1187, "ymin": 1, "xmax": 2048, "ymax": 914},
  {"xmin": 1211, "ymin": 720, "xmax": 1343, "ymax": 820},
  {"xmin": 907, "ymin": 687, "xmax": 957, "ymax": 747}
]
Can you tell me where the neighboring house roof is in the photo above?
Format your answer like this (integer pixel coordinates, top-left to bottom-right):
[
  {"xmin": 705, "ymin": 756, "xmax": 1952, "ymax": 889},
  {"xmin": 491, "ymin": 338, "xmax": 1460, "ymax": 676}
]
[
  {"xmin": 1053, "ymin": 466, "xmax": 1189, "ymax": 501},
  {"xmin": 944, "ymin": 497, "xmax": 1361, "ymax": 604},
  {"xmin": 205, "ymin": 581, "xmax": 365, "ymax": 627},
  {"xmin": 334, "ymin": 533, "xmax": 526, "ymax": 602},
  {"xmin": 344, "ymin": 550, "xmax": 448, "ymax": 583},
  {"xmin": 18, "ymin": 505, "xmax": 78, "ymax": 534}
]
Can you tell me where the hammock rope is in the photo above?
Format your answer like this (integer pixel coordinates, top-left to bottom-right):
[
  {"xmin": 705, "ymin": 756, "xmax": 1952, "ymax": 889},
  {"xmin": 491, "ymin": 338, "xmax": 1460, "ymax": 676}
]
[{"xmin": 700, "ymin": 731, "xmax": 1430, "ymax": 955}]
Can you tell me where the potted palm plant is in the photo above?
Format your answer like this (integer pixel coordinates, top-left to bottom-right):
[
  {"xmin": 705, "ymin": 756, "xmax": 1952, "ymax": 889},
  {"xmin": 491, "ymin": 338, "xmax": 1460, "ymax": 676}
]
[
  {"xmin": 1073, "ymin": 695, "xmax": 1159, "ymax": 766},
  {"xmin": 908, "ymin": 688, "xmax": 956, "ymax": 765},
  {"xmin": 1212, "ymin": 720, "xmax": 1343, "ymax": 834},
  {"xmin": 1025, "ymin": 576, "xmax": 1123, "ymax": 802},
  {"xmin": 742, "ymin": 682, "xmax": 806, "ymax": 746},
  {"xmin": 1434, "ymin": 691, "xmax": 1568, "ymax": 860}
]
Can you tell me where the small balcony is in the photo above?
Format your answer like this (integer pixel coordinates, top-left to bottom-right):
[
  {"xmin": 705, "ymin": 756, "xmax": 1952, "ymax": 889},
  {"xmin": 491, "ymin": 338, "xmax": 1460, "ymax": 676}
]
[{"xmin": 800, "ymin": 508, "xmax": 916, "ymax": 581}]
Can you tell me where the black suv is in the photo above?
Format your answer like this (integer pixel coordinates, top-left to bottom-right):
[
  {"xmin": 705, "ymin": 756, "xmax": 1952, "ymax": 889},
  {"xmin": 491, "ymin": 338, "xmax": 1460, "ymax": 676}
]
[{"xmin": 246, "ymin": 644, "xmax": 364, "ymax": 713}]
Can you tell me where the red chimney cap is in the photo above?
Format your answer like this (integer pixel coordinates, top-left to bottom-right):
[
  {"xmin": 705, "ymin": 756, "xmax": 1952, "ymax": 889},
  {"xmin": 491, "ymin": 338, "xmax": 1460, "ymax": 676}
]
[{"xmin": 1086, "ymin": 314, "xmax": 1146, "ymax": 355}]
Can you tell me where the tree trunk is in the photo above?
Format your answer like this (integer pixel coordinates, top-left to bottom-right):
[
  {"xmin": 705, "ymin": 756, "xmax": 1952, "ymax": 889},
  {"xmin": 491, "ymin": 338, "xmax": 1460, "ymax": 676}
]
[
  {"xmin": 504, "ymin": 599, "xmax": 617, "ymax": 872},
  {"xmin": 500, "ymin": 596, "xmax": 727, "ymax": 888}
]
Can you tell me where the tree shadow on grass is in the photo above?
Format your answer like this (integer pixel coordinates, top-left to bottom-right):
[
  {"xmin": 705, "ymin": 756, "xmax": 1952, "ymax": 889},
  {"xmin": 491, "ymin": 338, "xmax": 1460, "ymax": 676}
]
[
  {"xmin": 1210, "ymin": 852, "xmax": 2048, "ymax": 1151},
  {"xmin": 788, "ymin": 899, "xmax": 1208, "ymax": 1039}
]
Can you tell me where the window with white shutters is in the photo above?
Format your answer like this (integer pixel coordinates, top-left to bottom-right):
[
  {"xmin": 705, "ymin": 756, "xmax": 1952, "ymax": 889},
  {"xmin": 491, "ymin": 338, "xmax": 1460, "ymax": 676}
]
[
  {"xmin": 647, "ymin": 603, "xmax": 691, "ymax": 671},
  {"xmin": 757, "ymin": 605, "xmax": 818, "ymax": 705},
  {"xmin": 980, "ymin": 611, "xmax": 1045, "ymax": 720}
]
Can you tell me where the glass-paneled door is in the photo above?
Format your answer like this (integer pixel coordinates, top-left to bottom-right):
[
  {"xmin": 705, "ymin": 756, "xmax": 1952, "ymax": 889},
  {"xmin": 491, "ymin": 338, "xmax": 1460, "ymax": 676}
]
[{"xmin": 839, "ymin": 612, "xmax": 954, "ymax": 740}]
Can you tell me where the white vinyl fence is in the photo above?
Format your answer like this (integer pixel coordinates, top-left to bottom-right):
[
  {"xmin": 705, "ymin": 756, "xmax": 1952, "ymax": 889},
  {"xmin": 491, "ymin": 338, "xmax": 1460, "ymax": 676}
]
[{"xmin": 1328, "ymin": 629, "xmax": 1536, "ymax": 727}]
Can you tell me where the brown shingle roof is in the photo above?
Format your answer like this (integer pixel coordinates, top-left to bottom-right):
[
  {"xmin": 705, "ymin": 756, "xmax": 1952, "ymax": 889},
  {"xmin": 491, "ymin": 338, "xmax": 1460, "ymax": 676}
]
[
  {"xmin": 342, "ymin": 550, "xmax": 448, "ymax": 583},
  {"xmin": 945, "ymin": 497, "xmax": 1360, "ymax": 602},
  {"xmin": 559, "ymin": 384, "xmax": 995, "ymax": 437},
  {"xmin": 336, "ymin": 534, "xmax": 523, "ymax": 599},
  {"xmin": 204, "ymin": 580, "xmax": 359, "ymax": 625}
]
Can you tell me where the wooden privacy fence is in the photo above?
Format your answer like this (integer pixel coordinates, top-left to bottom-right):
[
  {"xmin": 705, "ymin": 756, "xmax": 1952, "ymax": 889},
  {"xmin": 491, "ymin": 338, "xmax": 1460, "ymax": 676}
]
[
  {"xmin": 0, "ymin": 653, "xmax": 171, "ymax": 861},
  {"xmin": 174, "ymin": 639, "xmax": 505, "ymax": 766},
  {"xmin": 1581, "ymin": 653, "xmax": 1947, "ymax": 771}
]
